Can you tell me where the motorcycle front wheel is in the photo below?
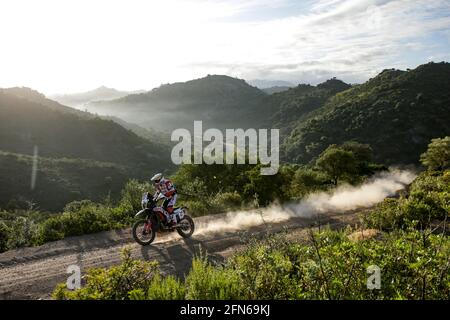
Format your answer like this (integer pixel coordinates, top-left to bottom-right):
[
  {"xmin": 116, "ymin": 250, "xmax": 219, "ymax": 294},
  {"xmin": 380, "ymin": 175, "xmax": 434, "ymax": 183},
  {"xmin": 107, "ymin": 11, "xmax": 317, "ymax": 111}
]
[
  {"xmin": 176, "ymin": 215, "xmax": 195, "ymax": 238},
  {"xmin": 132, "ymin": 219, "xmax": 156, "ymax": 245}
]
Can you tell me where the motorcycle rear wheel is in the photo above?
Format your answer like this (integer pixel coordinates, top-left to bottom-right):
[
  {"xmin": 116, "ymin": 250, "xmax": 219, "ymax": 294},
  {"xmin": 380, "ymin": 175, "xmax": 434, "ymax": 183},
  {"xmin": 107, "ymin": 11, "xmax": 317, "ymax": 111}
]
[{"xmin": 132, "ymin": 219, "xmax": 156, "ymax": 245}]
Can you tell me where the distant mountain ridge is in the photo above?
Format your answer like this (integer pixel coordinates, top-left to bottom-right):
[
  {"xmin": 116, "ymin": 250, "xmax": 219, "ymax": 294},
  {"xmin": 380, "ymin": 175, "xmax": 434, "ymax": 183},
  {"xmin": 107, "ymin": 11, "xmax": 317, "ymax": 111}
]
[
  {"xmin": 2, "ymin": 87, "xmax": 86, "ymax": 116},
  {"xmin": 262, "ymin": 86, "xmax": 292, "ymax": 95},
  {"xmin": 86, "ymin": 75, "xmax": 270, "ymax": 132},
  {"xmin": 50, "ymin": 86, "xmax": 145, "ymax": 108},
  {"xmin": 249, "ymin": 79, "xmax": 295, "ymax": 89}
]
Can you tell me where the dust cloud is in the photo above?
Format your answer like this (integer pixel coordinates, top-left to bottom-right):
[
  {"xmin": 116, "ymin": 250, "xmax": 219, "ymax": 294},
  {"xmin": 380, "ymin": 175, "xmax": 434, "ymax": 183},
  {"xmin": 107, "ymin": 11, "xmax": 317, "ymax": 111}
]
[{"xmin": 193, "ymin": 170, "xmax": 416, "ymax": 235}]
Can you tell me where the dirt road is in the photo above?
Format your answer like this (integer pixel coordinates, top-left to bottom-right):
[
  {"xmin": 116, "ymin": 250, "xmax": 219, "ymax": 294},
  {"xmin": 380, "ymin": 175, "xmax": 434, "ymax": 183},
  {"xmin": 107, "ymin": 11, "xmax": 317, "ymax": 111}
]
[{"xmin": 0, "ymin": 210, "xmax": 362, "ymax": 300}]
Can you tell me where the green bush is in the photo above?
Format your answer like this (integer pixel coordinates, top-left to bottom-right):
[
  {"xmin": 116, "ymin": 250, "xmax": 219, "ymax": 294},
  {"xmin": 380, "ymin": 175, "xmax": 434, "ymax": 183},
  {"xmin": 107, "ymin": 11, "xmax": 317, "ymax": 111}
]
[
  {"xmin": 228, "ymin": 237, "xmax": 299, "ymax": 299},
  {"xmin": 38, "ymin": 201, "xmax": 133, "ymax": 244},
  {"xmin": 6, "ymin": 216, "xmax": 40, "ymax": 248},
  {"xmin": 210, "ymin": 192, "xmax": 242, "ymax": 212},
  {"xmin": 53, "ymin": 248, "xmax": 159, "ymax": 300},
  {"xmin": 315, "ymin": 145, "xmax": 358, "ymax": 185},
  {"xmin": 363, "ymin": 170, "xmax": 449, "ymax": 230},
  {"xmin": 109, "ymin": 205, "xmax": 134, "ymax": 226},
  {"xmin": 290, "ymin": 168, "xmax": 329, "ymax": 198},
  {"xmin": 39, "ymin": 217, "xmax": 65, "ymax": 243},
  {"xmin": 182, "ymin": 200, "xmax": 210, "ymax": 217},
  {"xmin": 362, "ymin": 198, "xmax": 406, "ymax": 230},
  {"xmin": 60, "ymin": 204, "xmax": 112, "ymax": 236},
  {"xmin": 0, "ymin": 221, "xmax": 10, "ymax": 252},
  {"xmin": 181, "ymin": 191, "xmax": 243, "ymax": 217},
  {"xmin": 145, "ymin": 274, "xmax": 186, "ymax": 300},
  {"xmin": 185, "ymin": 255, "xmax": 242, "ymax": 300}
]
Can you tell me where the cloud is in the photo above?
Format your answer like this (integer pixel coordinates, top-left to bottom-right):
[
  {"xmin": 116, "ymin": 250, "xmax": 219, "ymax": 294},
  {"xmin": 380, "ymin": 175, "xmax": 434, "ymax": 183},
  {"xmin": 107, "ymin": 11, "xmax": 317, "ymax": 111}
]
[
  {"xmin": 0, "ymin": 0, "xmax": 449, "ymax": 92},
  {"xmin": 183, "ymin": 0, "xmax": 450, "ymax": 84}
]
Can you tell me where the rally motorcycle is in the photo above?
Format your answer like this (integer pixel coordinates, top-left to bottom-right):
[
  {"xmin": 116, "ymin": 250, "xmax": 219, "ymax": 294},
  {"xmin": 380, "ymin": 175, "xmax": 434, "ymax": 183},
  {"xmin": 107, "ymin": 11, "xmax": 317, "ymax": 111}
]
[{"xmin": 132, "ymin": 192, "xmax": 195, "ymax": 245}]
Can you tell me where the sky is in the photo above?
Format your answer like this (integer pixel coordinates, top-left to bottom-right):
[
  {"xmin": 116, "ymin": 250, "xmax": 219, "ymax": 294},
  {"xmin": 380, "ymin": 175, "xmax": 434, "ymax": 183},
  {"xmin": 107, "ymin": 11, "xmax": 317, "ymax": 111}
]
[{"xmin": 0, "ymin": 0, "xmax": 449, "ymax": 94}]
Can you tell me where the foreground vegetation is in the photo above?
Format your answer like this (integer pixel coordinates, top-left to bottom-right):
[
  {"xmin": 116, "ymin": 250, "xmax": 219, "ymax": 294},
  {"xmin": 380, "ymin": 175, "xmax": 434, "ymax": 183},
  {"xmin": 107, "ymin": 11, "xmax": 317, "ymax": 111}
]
[{"xmin": 53, "ymin": 226, "xmax": 449, "ymax": 300}]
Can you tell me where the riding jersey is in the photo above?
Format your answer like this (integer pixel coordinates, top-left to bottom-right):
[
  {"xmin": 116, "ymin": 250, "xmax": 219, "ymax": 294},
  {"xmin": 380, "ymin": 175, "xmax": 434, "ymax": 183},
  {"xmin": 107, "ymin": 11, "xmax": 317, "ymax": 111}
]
[{"xmin": 154, "ymin": 178, "xmax": 176, "ymax": 198}]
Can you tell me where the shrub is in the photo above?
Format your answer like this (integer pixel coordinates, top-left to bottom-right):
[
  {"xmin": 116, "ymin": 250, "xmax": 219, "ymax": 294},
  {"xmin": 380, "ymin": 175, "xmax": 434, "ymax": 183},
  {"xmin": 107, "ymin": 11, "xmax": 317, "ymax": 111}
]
[
  {"xmin": 38, "ymin": 201, "xmax": 130, "ymax": 244},
  {"xmin": 39, "ymin": 217, "xmax": 65, "ymax": 243},
  {"xmin": 185, "ymin": 255, "xmax": 242, "ymax": 300},
  {"xmin": 363, "ymin": 170, "xmax": 449, "ymax": 230},
  {"xmin": 242, "ymin": 165, "xmax": 287, "ymax": 205},
  {"xmin": 53, "ymin": 248, "xmax": 159, "ymax": 300},
  {"xmin": 229, "ymin": 241, "xmax": 299, "ymax": 299},
  {"xmin": 210, "ymin": 192, "xmax": 242, "ymax": 212},
  {"xmin": 6, "ymin": 216, "xmax": 40, "ymax": 248},
  {"xmin": 0, "ymin": 221, "xmax": 9, "ymax": 252},
  {"xmin": 109, "ymin": 205, "xmax": 134, "ymax": 226},
  {"xmin": 182, "ymin": 200, "xmax": 210, "ymax": 217},
  {"xmin": 290, "ymin": 168, "xmax": 329, "ymax": 198},
  {"xmin": 362, "ymin": 198, "xmax": 406, "ymax": 230},
  {"xmin": 145, "ymin": 274, "xmax": 186, "ymax": 300},
  {"xmin": 60, "ymin": 204, "xmax": 111, "ymax": 236}
]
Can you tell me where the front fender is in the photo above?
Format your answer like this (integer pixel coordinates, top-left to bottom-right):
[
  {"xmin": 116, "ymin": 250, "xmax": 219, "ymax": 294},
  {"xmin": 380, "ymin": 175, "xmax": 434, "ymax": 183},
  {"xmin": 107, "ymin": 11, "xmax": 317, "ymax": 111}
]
[{"xmin": 135, "ymin": 208, "xmax": 151, "ymax": 218}]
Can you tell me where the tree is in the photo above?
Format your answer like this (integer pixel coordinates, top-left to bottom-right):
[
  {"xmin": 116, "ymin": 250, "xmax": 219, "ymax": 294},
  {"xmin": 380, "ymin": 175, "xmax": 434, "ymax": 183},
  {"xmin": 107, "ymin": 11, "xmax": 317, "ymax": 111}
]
[
  {"xmin": 420, "ymin": 136, "xmax": 450, "ymax": 171},
  {"xmin": 243, "ymin": 165, "xmax": 286, "ymax": 205},
  {"xmin": 291, "ymin": 168, "xmax": 327, "ymax": 197},
  {"xmin": 340, "ymin": 141, "xmax": 373, "ymax": 164},
  {"xmin": 315, "ymin": 145, "xmax": 357, "ymax": 185}
]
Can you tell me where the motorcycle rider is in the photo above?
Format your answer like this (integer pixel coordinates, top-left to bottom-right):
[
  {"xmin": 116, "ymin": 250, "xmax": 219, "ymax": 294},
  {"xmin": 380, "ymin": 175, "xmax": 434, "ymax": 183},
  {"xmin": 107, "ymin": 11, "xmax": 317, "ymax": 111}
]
[{"xmin": 150, "ymin": 173, "xmax": 177, "ymax": 226}]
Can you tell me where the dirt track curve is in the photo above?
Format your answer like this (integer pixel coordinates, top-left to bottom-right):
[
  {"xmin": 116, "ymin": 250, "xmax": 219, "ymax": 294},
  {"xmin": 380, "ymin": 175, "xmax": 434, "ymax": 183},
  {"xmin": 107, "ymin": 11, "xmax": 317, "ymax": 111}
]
[{"xmin": 0, "ymin": 210, "xmax": 363, "ymax": 300}]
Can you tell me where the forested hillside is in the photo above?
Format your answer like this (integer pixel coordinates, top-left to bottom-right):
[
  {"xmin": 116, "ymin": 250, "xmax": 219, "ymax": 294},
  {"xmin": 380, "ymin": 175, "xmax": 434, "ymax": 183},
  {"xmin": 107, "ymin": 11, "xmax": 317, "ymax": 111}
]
[
  {"xmin": 0, "ymin": 151, "xmax": 130, "ymax": 211},
  {"xmin": 281, "ymin": 62, "xmax": 450, "ymax": 165},
  {"xmin": 0, "ymin": 89, "xmax": 171, "ymax": 211},
  {"xmin": 267, "ymin": 78, "xmax": 351, "ymax": 135},
  {"xmin": 0, "ymin": 90, "xmax": 169, "ymax": 165}
]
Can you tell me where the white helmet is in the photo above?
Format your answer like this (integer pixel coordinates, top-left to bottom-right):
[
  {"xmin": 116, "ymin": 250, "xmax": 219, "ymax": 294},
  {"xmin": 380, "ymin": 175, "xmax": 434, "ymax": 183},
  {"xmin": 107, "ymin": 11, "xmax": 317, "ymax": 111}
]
[{"xmin": 150, "ymin": 173, "xmax": 163, "ymax": 183}]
